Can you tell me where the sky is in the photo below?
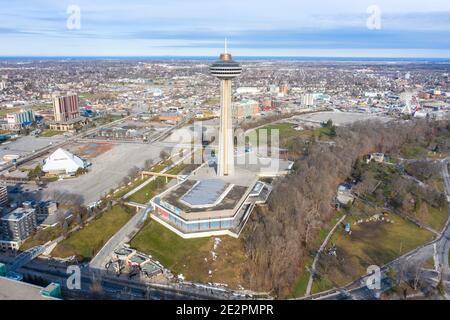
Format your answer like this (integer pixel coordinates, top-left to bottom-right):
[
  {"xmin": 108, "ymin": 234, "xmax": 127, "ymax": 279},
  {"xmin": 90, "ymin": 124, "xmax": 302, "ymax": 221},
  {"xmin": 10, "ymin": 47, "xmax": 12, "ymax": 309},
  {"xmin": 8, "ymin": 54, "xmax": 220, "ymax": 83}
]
[{"xmin": 1, "ymin": 0, "xmax": 450, "ymax": 57}]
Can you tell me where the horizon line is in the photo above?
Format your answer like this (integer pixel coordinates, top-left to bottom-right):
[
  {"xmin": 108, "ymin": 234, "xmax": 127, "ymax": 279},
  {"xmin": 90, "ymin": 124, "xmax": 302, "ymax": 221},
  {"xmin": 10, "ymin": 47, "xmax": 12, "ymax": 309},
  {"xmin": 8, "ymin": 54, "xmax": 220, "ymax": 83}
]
[{"xmin": 1, "ymin": 55, "xmax": 450, "ymax": 61}]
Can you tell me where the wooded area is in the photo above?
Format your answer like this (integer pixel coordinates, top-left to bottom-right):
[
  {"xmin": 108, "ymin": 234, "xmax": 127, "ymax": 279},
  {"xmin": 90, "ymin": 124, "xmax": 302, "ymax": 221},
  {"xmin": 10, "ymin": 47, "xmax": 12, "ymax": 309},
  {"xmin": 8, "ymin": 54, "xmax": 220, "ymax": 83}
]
[{"xmin": 241, "ymin": 119, "xmax": 450, "ymax": 297}]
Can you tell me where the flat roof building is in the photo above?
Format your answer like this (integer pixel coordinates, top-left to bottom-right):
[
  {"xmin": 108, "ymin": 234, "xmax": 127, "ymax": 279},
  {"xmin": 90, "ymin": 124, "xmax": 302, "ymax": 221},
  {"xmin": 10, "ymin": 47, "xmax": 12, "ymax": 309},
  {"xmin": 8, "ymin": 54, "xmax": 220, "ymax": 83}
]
[
  {"xmin": 0, "ymin": 207, "xmax": 37, "ymax": 250},
  {"xmin": 0, "ymin": 277, "xmax": 60, "ymax": 300}
]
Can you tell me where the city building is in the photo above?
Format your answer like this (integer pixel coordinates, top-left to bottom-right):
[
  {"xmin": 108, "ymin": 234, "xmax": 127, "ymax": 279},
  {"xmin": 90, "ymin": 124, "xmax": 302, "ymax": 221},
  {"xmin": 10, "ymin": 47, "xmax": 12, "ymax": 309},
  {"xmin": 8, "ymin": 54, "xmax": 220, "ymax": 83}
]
[
  {"xmin": 279, "ymin": 84, "xmax": 289, "ymax": 95},
  {"xmin": 236, "ymin": 87, "xmax": 260, "ymax": 95},
  {"xmin": 300, "ymin": 93, "xmax": 315, "ymax": 107},
  {"xmin": 0, "ymin": 277, "xmax": 60, "ymax": 300},
  {"xmin": 0, "ymin": 207, "xmax": 37, "ymax": 250},
  {"xmin": 42, "ymin": 148, "xmax": 86, "ymax": 176},
  {"xmin": 49, "ymin": 94, "xmax": 83, "ymax": 131},
  {"xmin": 233, "ymin": 99, "xmax": 260, "ymax": 120},
  {"xmin": 152, "ymin": 179, "xmax": 272, "ymax": 238},
  {"xmin": 209, "ymin": 42, "xmax": 242, "ymax": 177},
  {"xmin": 0, "ymin": 184, "xmax": 8, "ymax": 207},
  {"xmin": 35, "ymin": 201, "xmax": 58, "ymax": 222},
  {"xmin": 6, "ymin": 109, "xmax": 35, "ymax": 128},
  {"xmin": 158, "ymin": 112, "xmax": 182, "ymax": 123}
]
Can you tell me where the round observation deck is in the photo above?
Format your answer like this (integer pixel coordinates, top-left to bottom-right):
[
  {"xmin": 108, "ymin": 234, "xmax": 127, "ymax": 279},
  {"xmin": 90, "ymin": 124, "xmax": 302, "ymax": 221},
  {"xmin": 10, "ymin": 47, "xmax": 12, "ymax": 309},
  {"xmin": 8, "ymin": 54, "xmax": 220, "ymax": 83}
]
[{"xmin": 210, "ymin": 53, "xmax": 242, "ymax": 80}]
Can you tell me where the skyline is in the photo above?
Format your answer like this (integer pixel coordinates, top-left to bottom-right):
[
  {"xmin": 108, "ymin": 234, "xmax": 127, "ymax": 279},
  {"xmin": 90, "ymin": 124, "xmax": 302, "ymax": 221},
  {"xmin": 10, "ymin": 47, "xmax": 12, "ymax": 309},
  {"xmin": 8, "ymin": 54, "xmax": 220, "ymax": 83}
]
[{"xmin": 1, "ymin": 1, "xmax": 450, "ymax": 58}]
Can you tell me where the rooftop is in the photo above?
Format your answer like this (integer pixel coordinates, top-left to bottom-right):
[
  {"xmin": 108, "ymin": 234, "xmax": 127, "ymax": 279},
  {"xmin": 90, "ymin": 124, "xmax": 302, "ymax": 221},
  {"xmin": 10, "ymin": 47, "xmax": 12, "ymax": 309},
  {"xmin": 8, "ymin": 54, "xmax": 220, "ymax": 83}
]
[
  {"xmin": 0, "ymin": 277, "xmax": 57, "ymax": 300},
  {"xmin": 157, "ymin": 179, "xmax": 249, "ymax": 220},
  {"xmin": 1, "ymin": 207, "xmax": 35, "ymax": 222},
  {"xmin": 180, "ymin": 179, "xmax": 231, "ymax": 208}
]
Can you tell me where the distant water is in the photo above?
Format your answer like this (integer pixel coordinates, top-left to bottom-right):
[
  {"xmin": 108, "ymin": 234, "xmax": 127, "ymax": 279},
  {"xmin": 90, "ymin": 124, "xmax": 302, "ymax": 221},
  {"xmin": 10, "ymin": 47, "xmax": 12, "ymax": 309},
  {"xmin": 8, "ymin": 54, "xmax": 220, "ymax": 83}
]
[{"xmin": 1, "ymin": 56, "xmax": 450, "ymax": 63}]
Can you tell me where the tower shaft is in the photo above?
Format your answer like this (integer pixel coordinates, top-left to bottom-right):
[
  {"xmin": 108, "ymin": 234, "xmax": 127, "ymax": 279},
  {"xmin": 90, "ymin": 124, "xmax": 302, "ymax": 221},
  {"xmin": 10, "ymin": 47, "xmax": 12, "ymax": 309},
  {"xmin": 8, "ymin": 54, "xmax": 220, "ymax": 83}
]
[{"xmin": 218, "ymin": 79, "xmax": 234, "ymax": 176}]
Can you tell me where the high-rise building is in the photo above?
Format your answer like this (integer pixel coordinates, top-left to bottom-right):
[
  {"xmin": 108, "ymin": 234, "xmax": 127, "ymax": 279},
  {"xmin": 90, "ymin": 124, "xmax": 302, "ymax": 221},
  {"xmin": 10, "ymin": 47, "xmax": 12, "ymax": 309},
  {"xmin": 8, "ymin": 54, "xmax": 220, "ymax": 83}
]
[
  {"xmin": 0, "ymin": 207, "xmax": 37, "ymax": 249},
  {"xmin": 53, "ymin": 94, "xmax": 80, "ymax": 122},
  {"xmin": 233, "ymin": 99, "xmax": 260, "ymax": 120},
  {"xmin": 50, "ymin": 94, "xmax": 83, "ymax": 131},
  {"xmin": 209, "ymin": 41, "xmax": 242, "ymax": 176},
  {"xmin": 301, "ymin": 93, "xmax": 315, "ymax": 107}
]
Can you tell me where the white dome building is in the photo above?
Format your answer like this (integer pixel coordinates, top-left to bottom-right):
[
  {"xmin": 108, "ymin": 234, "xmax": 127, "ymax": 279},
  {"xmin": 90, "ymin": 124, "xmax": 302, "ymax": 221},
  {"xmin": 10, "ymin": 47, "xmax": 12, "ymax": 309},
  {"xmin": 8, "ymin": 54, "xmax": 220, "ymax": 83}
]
[{"xmin": 42, "ymin": 148, "xmax": 85, "ymax": 175}]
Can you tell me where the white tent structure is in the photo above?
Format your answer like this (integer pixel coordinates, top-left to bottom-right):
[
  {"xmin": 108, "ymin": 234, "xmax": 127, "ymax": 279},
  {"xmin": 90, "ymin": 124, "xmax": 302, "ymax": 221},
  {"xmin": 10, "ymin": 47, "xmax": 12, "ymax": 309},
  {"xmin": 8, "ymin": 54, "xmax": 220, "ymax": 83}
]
[{"xmin": 42, "ymin": 148, "xmax": 85, "ymax": 175}]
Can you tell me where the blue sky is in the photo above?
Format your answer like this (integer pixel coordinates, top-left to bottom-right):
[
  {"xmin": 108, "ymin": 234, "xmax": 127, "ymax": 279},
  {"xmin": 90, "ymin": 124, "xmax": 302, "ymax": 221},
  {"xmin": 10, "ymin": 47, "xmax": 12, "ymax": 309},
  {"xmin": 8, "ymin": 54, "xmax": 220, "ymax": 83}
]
[{"xmin": 1, "ymin": 0, "xmax": 450, "ymax": 57}]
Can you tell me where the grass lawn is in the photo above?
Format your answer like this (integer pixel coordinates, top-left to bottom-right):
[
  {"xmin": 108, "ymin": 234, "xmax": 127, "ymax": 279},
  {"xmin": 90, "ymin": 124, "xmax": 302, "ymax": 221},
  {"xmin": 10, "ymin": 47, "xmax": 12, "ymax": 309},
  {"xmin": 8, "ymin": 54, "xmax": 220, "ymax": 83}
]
[
  {"xmin": 256, "ymin": 123, "xmax": 334, "ymax": 152},
  {"xmin": 289, "ymin": 257, "xmax": 312, "ymax": 298},
  {"xmin": 415, "ymin": 203, "xmax": 449, "ymax": 232},
  {"xmin": 289, "ymin": 211, "xmax": 345, "ymax": 298},
  {"xmin": 52, "ymin": 205, "xmax": 132, "ymax": 260},
  {"xmin": 400, "ymin": 144, "xmax": 428, "ymax": 159},
  {"xmin": 20, "ymin": 225, "xmax": 62, "ymax": 251},
  {"xmin": 130, "ymin": 221, "xmax": 247, "ymax": 287},
  {"xmin": 40, "ymin": 129, "xmax": 64, "ymax": 137},
  {"xmin": 127, "ymin": 164, "xmax": 186, "ymax": 204},
  {"xmin": 127, "ymin": 177, "xmax": 166, "ymax": 204},
  {"xmin": 313, "ymin": 213, "xmax": 434, "ymax": 293},
  {"xmin": 112, "ymin": 160, "xmax": 173, "ymax": 199}
]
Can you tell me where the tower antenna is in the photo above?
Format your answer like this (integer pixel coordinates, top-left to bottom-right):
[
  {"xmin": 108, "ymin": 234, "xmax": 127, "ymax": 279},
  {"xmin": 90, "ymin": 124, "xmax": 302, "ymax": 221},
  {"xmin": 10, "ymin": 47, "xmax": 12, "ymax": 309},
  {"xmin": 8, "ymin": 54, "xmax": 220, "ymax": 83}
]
[{"xmin": 224, "ymin": 38, "xmax": 227, "ymax": 54}]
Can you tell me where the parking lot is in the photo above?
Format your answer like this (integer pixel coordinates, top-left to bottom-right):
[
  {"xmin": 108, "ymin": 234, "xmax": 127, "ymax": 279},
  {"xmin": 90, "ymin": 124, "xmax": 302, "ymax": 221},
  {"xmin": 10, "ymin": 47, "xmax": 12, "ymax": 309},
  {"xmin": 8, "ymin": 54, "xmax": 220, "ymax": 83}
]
[
  {"xmin": 0, "ymin": 135, "xmax": 64, "ymax": 162},
  {"xmin": 42, "ymin": 142, "xmax": 165, "ymax": 205},
  {"xmin": 292, "ymin": 111, "xmax": 392, "ymax": 126}
]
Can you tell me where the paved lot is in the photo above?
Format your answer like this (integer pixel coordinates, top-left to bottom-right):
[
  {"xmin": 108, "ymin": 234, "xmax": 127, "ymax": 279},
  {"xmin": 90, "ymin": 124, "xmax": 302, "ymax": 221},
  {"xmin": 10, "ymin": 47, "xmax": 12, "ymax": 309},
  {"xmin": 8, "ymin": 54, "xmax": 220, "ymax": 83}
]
[
  {"xmin": 43, "ymin": 143, "xmax": 165, "ymax": 205},
  {"xmin": 292, "ymin": 111, "xmax": 392, "ymax": 126},
  {"xmin": 0, "ymin": 136, "xmax": 64, "ymax": 160}
]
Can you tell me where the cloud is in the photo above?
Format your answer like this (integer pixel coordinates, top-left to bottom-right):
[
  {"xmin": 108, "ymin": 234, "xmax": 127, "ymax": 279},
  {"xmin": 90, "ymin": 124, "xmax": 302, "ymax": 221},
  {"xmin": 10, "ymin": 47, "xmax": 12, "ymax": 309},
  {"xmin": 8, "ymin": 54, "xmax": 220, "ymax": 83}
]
[{"xmin": 1, "ymin": 0, "xmax": 450, "ymax": 56}]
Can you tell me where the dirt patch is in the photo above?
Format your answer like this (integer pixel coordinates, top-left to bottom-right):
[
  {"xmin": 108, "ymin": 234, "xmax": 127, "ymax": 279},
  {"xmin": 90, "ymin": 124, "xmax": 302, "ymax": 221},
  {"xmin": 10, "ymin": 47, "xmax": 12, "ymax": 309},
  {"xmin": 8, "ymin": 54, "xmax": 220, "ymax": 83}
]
[{"xmin": 69, "ymin": 142, "xmax": 113, "ymax": 160}]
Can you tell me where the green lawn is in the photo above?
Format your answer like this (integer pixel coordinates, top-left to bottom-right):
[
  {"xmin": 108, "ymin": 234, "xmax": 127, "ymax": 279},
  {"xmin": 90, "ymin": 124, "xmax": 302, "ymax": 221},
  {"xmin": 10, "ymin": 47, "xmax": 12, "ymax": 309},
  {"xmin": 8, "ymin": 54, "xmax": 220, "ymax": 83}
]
[
  {"xmin": 130, "ymin": 221, "xmax": 209, "ymax": 267},
  {"xmin": 52, "ymin": 205, "xmax": 132, "ymax": 260},
  {"xmin": 112, "ymin": 160, "xmax": 173, "ymax": 199},
  {"xmin": 256, "ymin": 122, "xmax": 334, "ymax": 152},
  {"xmin": 313, "ymin": 212, "xmax": 434, "ymax": 293},
  {"xmin": 127, "ymin": 164, "xmax": 186, "ymax": 204},
  {"xmin": 127, "ymin": 177, "xmax": 167, "ymax": 204},
  {"xmin": 20, "ymin": 225, "xmax": 62, "ymax": 251},
  {"xmin": 400, "ymin": 144, "xmax": 428, "ymax": 159},
  {"xmin": 40, "ymin": 129, "xmax": 64, "ymax": 137},
  {"xmin": 415, "ymin": 203, "xmax": 449, "ymax": 232},
  {"xmin": 289, "ymin": 211, "xmax": 345, "ymax": 298},
  {"xmin": 289, "ymin": 257, "xmax": 312, "ymax": 298},
  {"xmin": 129, "ymin": 220, "xmax": 247, "ymax": 286}
]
